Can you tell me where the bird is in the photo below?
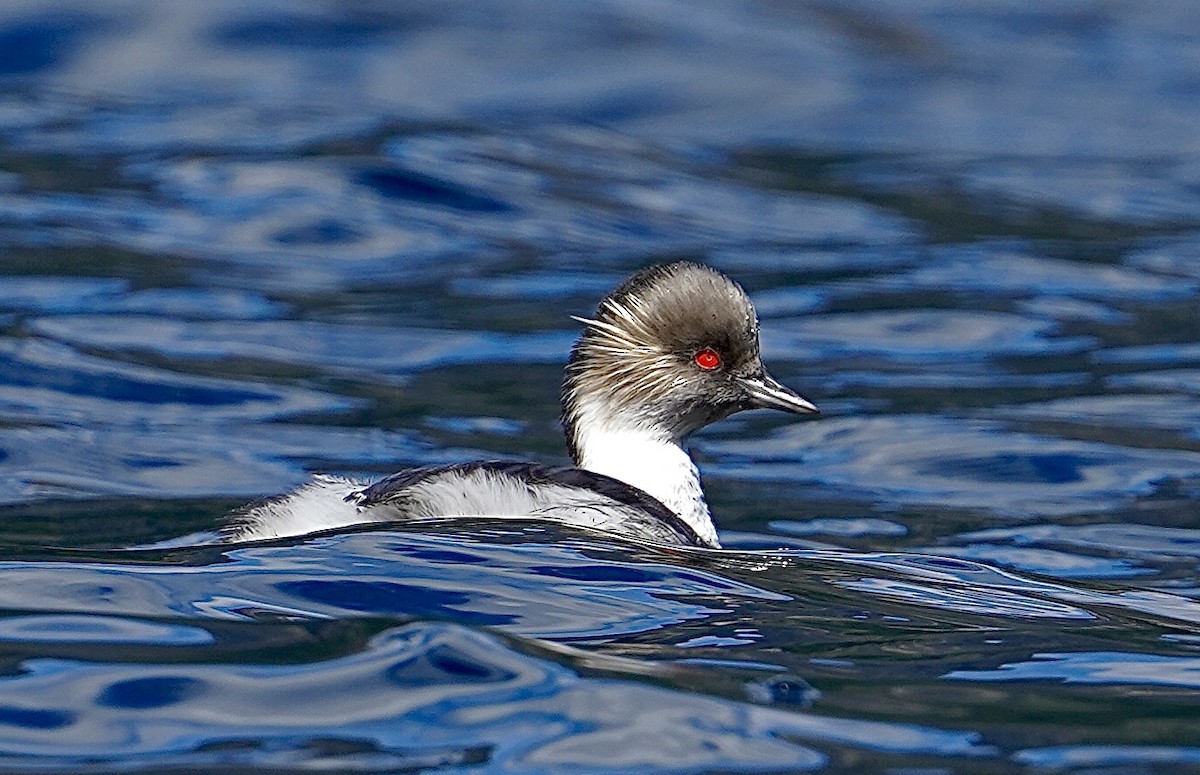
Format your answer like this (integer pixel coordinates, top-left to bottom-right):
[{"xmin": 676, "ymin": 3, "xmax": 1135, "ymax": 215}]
[{"xmin": 221, "ymin": 262, "xmax": 818, "ymax": 548}]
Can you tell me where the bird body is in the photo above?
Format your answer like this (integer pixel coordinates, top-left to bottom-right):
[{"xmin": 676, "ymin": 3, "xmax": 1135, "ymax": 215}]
[{"xmin": 223, "ymin": 262, "xmax": 817, "ymax": 547}]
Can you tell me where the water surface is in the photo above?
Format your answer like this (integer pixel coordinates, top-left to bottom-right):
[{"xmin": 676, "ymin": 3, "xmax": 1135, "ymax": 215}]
[{"xmin": 2, "ymin": 2, "xmax": 1200, "ymax": 772}]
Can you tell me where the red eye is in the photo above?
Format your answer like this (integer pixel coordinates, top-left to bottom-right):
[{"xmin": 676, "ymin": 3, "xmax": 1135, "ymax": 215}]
[{"xmin": 694, "ymin": 347, "xmax": 722, "ymax": 371}]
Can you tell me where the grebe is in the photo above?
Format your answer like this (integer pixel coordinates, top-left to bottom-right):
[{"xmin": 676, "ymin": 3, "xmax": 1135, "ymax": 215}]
[{"xmin": 222, "ymin": 262, "xmax": 817, "ymax": 548}]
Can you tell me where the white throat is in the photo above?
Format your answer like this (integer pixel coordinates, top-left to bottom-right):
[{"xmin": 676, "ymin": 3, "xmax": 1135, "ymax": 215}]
[{"xmin": 569, "ymin": 403, "xmax": 719, "ymax": 547}]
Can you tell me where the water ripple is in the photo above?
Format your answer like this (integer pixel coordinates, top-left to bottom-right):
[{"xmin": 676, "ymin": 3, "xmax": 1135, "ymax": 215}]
[
  {"xmin": 0, "ymin": 532, "xmax": 785, "ymax": 640},
  {"xmin": 1, "ymin": 0, "xmax": 1199, "ymax": 768},
  {"xmin": 0, "ymin": 615, "xmax": 213, "ymax": 646},
  {"xmin": 28, "ymin": 317, "xmax": 574, "ymax": 378},
  {"xmin": 765, "ymin": 310, "xmax": 1091, "ymax": 363},
  {"xmin": 0, "ymin": 338, "xmax": 344, "ymax": 427},
  {"xmin": 709, "ymin": 416, "xmax": 1200, "ymax": 516},
  {"xmin": 0, "ymin": 620, "xmax": 994, "ymax": 771},
  {"xmin": 945, "ymin": 651, "xmax": 1200, "ymax": 688},
  {"xmin": 1015, "ymin": 745, "xmax": 1200, "ymax": 770},
  {"xmin": 859, "ymin": 247, "xmax": 1196, "ymax": 301}
]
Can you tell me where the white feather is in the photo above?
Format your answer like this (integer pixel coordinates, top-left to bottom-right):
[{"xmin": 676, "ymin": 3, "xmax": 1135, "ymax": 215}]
[
  {"xmin": 569, "ymin": 399, "xmax": 719, "ymax": 547},
  {"xmin": 226, "ymin": 468, "xmax": 668, "ymax": 543},
  {"xmin": 229, "ymin": 474, "xmax": 373, "ymax": 541}
]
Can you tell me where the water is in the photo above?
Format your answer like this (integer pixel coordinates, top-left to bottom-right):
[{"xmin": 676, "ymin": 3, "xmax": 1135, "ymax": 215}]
[{"xmin": 1, "ymin": 1, "xmax": 1200, "ymax": 772}]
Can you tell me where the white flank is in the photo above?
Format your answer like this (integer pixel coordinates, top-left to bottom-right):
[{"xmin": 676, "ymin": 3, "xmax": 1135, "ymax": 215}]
[
  {"xmin": 226, "ymin": 468, "xmax": 664, "ymax": 544},
  {"xmin": 231, "ymin": 474, "xmax": 372, "ymax": 541}
]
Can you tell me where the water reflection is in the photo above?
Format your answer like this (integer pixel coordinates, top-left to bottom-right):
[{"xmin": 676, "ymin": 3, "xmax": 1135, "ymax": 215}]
[
  {"xmin": 0, "ymin": 531, "xmax": 785, "ymax": 640},
  {"xmin": 946, "ymin": 651, "xmax": 1200, "ymax": 688},
  {"xmin": 0, "ymin": 618, "xmax": 999, "ymax": 771}
]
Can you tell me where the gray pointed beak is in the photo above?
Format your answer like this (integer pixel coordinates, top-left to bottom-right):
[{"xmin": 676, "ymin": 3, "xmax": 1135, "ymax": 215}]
[{"xmin": 737, "ymin": 371, "xmax": 820, "ymax": 415}]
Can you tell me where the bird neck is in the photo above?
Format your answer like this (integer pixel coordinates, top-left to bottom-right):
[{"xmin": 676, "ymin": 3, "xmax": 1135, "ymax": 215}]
[{"xmin": 564, "ymin": 399, "xmax": 719, "ymax": 547}]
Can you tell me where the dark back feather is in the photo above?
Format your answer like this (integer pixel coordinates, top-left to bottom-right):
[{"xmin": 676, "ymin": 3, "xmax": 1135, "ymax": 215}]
[{"xmin": 353, "ymin": 460, "xmax": 707, "ymax": 547}]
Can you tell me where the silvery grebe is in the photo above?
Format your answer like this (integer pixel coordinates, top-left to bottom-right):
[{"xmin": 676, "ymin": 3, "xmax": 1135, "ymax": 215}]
[{"xmin": 222, "ymin": 262, "xmax": 817, "ymax": 548}]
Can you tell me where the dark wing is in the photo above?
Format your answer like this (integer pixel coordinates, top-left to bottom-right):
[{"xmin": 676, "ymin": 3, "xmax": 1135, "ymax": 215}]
[{"xmin": 352, "ymin": 460, "xmax": 707, "ymax": 547}]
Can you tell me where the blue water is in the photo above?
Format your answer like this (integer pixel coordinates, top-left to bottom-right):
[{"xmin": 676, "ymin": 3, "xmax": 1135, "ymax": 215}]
[{"xmin": 2, "ymin": 2, "xmax": 1200, "ymax": 772}]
